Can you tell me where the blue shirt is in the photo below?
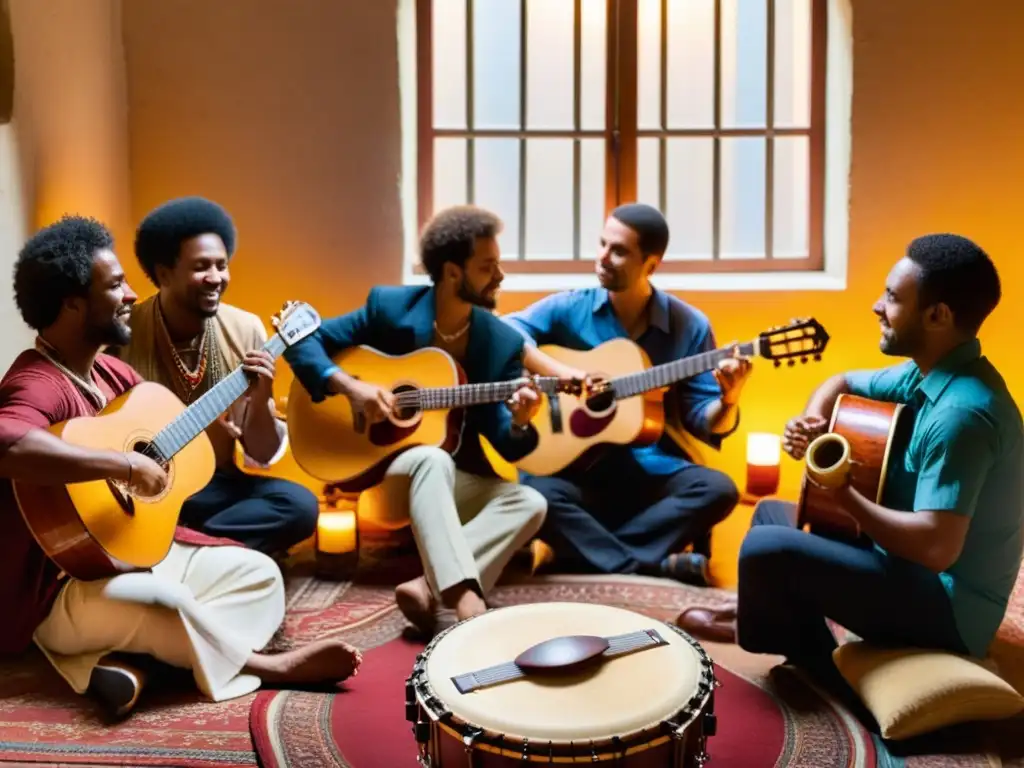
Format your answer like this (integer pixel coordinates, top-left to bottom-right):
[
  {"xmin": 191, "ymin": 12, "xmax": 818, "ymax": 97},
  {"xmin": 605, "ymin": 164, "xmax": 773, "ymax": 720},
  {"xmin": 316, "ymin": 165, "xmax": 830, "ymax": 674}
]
[
  {"xmin": 846, "ymin": 339, "xmax": 1024, "ymax": 657},
  {"xmin": 501, "ymin": 287, "xmax": 735, "ymax": 475}
]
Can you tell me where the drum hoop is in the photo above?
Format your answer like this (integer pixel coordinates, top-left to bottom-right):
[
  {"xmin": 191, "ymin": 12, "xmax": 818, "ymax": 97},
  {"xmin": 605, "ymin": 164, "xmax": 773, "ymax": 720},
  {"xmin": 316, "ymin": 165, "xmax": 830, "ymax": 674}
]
[{"xmin": 405, "ymin": 611, "xmax": 717, "ymax": 760}]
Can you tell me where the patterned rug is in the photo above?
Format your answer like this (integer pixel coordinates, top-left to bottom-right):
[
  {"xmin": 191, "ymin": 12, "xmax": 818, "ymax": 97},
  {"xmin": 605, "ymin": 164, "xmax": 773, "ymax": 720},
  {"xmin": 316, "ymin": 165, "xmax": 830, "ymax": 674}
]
[
  {"xmin": 251, "ymin": 574, "xmax": 882, "ymax": 768},
  {"xmin": 1, "ymin": 546, "xmax": 1023, "ymax": 767}
]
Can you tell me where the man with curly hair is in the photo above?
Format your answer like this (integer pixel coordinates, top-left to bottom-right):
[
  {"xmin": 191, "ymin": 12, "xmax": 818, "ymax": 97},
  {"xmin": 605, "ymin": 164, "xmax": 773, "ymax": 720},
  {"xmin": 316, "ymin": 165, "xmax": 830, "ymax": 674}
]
[
  {"xmin": 112, "ymin": 197, "xmax": 318, "ymax": 557},
  {"xmin": 284, "ymin": 204, "xmax": 547, "ymax": 636},
  {"xmin": 0, "ymin": 215, "xmax": 360, "ymax": 718}
]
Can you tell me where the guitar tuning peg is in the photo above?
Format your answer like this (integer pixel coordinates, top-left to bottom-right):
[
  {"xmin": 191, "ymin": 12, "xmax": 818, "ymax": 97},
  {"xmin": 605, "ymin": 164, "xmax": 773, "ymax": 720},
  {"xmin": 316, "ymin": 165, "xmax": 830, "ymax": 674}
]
[
  {"xmin": 801, "ymin": 356, "xmax": 808, "ymax": 363},
  {"xmin": 814, "ymin": 354, "xmax": 821, "ymax": 361},
  {"xmin": 787, "ymin": 359, "xmax": 796, "ymax": 367},
  {"xmin": 774, "ymin": 360, "xmax": 781, "ymax": 368}
]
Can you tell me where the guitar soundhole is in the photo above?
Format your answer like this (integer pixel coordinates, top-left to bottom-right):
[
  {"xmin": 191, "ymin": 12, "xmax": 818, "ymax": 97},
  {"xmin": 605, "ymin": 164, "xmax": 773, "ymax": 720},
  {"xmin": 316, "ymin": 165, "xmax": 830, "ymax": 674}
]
[
  {"xmin": 368, "ymin": 384, "xmax": 422, "ymax": 447},
  {"xmin": 584, "ymin": 388, "xmax": 616, "ymax": 415},
  {"xmin": 112, "ymin": 439, "xmax": 170, "ymax": 507},
  {"xmin": 813, "ymin": 440, "xmax": 845, "ymax": 470},
  {"xmin": 391, "ymin": 384, "xmax": 420, "ymax": 424}
]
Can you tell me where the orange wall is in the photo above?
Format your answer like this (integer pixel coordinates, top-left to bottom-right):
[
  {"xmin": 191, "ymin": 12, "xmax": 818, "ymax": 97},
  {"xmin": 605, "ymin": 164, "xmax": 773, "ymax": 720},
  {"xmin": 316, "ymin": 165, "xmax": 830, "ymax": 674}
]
[
  {"xmin": 0, "ymin": 0, "xmax": 131, "ymax": 369},
  {"xmin": 113, "ymin": 0, "xmax": 1024, "ymax": 500},
  {"xmin": 121, "ymin": 0, "xmax": 403, "ymax": 323}
]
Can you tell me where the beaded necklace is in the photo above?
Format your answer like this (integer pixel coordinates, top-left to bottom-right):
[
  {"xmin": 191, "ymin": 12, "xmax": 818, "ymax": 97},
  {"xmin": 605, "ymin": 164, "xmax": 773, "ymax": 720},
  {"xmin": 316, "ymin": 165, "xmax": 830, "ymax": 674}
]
[{"xmin": 155, "ymin": 299, "xmax": 222, "ymax": 403}]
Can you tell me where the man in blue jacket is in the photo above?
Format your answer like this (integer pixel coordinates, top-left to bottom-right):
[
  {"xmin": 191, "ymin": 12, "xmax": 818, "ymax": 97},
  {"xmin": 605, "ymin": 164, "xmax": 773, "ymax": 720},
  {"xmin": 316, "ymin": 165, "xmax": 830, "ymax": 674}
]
[{"xmin": 284, "ymin": 205, "xmax": 547, "ymax": 636}]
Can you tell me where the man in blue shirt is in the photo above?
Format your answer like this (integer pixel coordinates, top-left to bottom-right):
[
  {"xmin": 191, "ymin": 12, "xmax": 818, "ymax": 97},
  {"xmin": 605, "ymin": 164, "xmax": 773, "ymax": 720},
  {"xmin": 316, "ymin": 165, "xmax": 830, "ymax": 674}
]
[
  {"xmin": 283, "ymin": 206, "xmax": 547, "ymax": 637},
  {"xmin": 678, "ymin": 234, "xmax": 1022, "ymax": 718},
  {"xmin": 502, "ymin": 204, "xmax": 750, "ymax": 586}
]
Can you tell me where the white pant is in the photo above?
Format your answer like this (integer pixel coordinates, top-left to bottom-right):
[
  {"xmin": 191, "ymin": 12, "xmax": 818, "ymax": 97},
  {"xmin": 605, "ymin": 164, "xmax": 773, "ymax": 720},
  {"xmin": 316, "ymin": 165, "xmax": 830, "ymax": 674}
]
[
  {"xmin": 369, "ymin": 446, "xmax": 547, "ymax": 597},
  {"xmin": 33, "ymin": 542, "xmax": 285, "ymax": 702}
]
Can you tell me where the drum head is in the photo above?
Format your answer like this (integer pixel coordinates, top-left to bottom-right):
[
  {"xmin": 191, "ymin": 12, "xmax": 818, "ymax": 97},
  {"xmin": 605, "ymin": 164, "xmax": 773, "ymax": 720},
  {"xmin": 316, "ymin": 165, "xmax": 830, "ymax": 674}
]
[{"xmin": 423, "ymin": 602, "xmax": 707, "ymax": 743}]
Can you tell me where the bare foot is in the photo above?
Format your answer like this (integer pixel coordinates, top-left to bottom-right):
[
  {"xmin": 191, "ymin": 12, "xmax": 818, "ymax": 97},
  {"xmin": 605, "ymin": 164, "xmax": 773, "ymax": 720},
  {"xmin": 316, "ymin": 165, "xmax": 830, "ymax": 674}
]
[
  {"xmin": 451, "ymin": 588, "xmax": 487, "ymax": 622},
  {"xmin": 396, "ymin": 577, "xmax": 438, "ymax": 636},
  {"xmin": 245, "ymin": 639, "xmax": 363, "ymax": 685}
]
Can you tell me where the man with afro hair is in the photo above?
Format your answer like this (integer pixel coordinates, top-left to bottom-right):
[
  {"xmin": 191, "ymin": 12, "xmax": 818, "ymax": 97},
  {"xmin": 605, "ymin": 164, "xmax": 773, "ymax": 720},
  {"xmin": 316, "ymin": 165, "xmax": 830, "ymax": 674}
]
[
  {"xmin": 285, "ymin": 204, "xmax": 548, "ymax": 637},
  {"xmin": 112, "ymin": 196, "xmax": 318, "ymax": 557},
  {"xmin": 0, "ymin": 215, "xmax": 359, "ymax": 719}
]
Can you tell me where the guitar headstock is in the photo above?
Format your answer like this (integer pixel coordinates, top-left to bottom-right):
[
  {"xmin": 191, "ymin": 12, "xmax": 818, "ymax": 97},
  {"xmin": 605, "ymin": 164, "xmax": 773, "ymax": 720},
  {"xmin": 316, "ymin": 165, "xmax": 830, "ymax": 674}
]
[
  {"xmin": 272, "ymin": 301, "xmax": 322, "ymax": 347},
  {"xmin": 757, "ymin": 317, "xmax": 830, "ymax": 367}
]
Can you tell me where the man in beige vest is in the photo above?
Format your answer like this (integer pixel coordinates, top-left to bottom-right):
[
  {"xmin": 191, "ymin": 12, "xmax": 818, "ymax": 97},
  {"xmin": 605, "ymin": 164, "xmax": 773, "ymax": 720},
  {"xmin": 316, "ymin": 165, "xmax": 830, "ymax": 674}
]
[{"xmin": 114, "ymin": 197, "xmax": 318, "ymax": 557}]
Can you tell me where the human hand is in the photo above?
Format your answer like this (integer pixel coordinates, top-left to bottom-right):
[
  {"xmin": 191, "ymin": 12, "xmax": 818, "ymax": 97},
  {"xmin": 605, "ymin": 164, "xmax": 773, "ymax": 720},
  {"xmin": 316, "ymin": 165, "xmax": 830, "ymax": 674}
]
[
  {"xmin": 713, "ymin": 346, "xmax": 753, "ymax": 405},
  {"xmin": 123, "ymin": 451, "xmax": 168, "ymax": 497},
  {"xmin": 344, "ymin": 380, "xmax": 395, "ymax": 424},
  {"xmin": 242, "ymin": 350, "xmax": 276, "ymax": 402},
  {"xmin": 217, "ymin": 413, "xmax": 244, "ymax": 440},
  {"xmin": 782, "ymin": 414, "xmax": 828, "ymax": 460},
  {"xmin": 507, "ymin": 380, "xmax": 541, "ymax": 428}
]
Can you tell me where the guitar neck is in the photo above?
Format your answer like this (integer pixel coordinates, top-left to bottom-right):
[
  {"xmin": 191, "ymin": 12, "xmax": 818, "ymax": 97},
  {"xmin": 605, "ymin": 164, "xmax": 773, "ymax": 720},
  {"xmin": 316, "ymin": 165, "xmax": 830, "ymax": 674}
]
[
  {"xmin": 610, "ymin": 340, "xmax": 759, "ymax": 400},
  {"xmin": 395, "ymin": 376, "xmax": 565, "ymax": 411},
  {"xmin": 150, "ymin": 333, "xmax": 287, "ymax": 461}
]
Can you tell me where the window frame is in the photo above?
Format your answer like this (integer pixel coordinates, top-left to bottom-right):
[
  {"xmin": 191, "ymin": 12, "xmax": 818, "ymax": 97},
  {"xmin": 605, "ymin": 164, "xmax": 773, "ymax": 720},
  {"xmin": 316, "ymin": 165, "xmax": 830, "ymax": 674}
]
[{"xmin": 401, "ymin": 0, "xmax": 850, "ymax": 291}]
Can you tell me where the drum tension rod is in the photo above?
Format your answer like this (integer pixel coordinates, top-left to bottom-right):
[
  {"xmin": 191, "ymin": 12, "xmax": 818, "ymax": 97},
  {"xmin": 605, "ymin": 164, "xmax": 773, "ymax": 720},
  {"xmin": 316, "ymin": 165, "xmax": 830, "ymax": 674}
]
[
  {"xmin": 611, "ymin": 736, "xmax": 625, "ymax": 766},
  {"xmin": 462, "ymin": 726, "xmax": 483, "ymax": 751},
  {"xmin": 404, "ymin": 682, "xmax": 418, "ymax": 723},
  {"xmin": 413, "ymin": 719, "xmax": 431, "ymax": 744}
]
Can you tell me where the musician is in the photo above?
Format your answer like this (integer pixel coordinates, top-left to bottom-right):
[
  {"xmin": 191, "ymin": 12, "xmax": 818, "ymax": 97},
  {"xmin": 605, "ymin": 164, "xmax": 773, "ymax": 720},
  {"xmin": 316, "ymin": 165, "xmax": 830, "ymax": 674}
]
[
  {"xmin": 112, "ymin": 197, "xmax": 319, "ymax": 557},
  {"xmin": 283, "ymin": 205, "xmax": 547, "ymax": 636},
  {"xmin": 501, "ymin": 203, "xmax": 749, "ymax": 586},
  {"xmin": 679, "ymin": 234, "xmax": 1021, "ymax": 709},
  {"xmin": 0, "ymin": 215, "xmax": 360, "ymax": 718}
]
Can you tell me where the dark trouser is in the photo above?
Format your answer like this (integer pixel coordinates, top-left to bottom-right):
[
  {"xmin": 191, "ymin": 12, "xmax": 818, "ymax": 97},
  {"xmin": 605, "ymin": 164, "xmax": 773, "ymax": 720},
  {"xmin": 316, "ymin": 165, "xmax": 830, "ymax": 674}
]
[
  {"xmin": 738, "ymin": 500, "xmax": 968, "ymax": 718},
  {"xmin": 521, "ymin": 454, "xmax": 739, "ymax": 574},
  {"xmin": 180, "ymin": 465, "xmax": 320, "ymax": 556}
]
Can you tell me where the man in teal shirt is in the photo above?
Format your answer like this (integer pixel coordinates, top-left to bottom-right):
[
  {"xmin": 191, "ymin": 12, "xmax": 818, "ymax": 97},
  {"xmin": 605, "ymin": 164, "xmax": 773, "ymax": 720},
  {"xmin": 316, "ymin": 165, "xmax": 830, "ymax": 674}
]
[{"xmin": 678, "ymin": 233, "xmax": 1022, "ymax": 709}]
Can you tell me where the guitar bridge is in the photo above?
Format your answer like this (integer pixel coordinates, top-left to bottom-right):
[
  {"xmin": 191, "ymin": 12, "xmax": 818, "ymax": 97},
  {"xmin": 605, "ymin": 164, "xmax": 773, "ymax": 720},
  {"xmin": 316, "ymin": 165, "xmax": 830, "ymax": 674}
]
[{"xmin": 548, "ymin": 394, "xmax": 563, "ymax": 433}]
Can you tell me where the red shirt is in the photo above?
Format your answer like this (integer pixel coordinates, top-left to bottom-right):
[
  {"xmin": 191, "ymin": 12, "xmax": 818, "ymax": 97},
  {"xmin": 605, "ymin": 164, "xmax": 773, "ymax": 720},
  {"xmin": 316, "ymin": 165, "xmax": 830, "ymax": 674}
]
[{"xmin": 0, "ymin": 350, "xmax": 236, "ymax": 655}]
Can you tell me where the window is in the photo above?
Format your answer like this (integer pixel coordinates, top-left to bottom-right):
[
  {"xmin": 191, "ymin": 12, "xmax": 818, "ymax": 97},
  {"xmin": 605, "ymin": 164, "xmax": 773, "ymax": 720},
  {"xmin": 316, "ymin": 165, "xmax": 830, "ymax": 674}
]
[{"xmin": 401, "ymin": 0, "xmax": 850, "ymax": 290}]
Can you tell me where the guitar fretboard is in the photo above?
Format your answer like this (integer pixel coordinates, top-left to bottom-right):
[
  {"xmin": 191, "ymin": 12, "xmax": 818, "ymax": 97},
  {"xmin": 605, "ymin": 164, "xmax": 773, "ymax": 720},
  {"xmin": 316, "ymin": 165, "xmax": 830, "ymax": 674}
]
[
  {"xmin": 148, "ymin": 333, "xmax": 287, "ymax": 462},
  {"xmin": 393, "ymin": 376, "xmax": 566, "ymax": 411},
  {"xmin": 610, "ymin": 340, "xmax": 758, "ymax": 400}
]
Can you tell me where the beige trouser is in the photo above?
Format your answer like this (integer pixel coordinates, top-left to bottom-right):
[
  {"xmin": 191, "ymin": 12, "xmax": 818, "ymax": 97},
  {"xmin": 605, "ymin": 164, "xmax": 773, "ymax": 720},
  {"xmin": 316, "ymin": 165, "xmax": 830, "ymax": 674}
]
[
  {"xmin": 33, "ymin": 542, "xmax": 285, "ymax": 702},
  {"xmin": 369, "ymin": 446, "xmax": 547, "ymax": 597}
]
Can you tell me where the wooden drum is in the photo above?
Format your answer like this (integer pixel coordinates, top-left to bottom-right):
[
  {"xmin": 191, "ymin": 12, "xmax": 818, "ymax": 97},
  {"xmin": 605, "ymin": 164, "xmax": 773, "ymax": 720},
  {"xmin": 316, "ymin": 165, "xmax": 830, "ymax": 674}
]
[{"xmin": 405, "ymin": 602, "xmax": 717, "ymax": 766}]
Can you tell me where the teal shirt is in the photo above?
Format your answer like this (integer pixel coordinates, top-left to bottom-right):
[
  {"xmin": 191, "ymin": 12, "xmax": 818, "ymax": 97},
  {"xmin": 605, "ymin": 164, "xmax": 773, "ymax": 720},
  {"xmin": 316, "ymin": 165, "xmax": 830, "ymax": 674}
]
[{"xmin": 845, "ymin": 339, "xmax": 1024, "ymax": 657}]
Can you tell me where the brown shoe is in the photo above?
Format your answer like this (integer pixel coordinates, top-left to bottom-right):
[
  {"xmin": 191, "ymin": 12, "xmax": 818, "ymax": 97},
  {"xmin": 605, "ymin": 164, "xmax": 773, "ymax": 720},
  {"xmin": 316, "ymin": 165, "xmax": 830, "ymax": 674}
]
[{"xmin": 675, "ymin": 606, "xmax": 738, "ymax": 644}]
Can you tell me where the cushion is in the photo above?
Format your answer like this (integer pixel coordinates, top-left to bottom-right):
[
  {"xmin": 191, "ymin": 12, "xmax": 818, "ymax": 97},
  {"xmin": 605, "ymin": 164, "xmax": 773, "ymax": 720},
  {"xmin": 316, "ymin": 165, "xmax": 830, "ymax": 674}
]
[{"xmin": 832, "ymin": 641, "xmax": 1024, "ymax": 740}]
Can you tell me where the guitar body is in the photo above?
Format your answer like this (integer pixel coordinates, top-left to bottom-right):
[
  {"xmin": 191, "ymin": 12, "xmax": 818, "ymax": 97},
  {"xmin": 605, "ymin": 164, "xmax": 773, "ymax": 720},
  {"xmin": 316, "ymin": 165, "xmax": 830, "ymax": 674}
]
[
  {"xmin": 796, "ymin": 394, "xmax": 907, "ymax": 540},
  {"xmin": 13, "ymin": 382, "xmax": 217, "ymax": 581},
  {"xmin": 515, "ymin": 338, "xmax": 665, "ymax": 477},
  {"xmin": 287, "ymin": 346, "xmax": 466, "ymax": 490}
]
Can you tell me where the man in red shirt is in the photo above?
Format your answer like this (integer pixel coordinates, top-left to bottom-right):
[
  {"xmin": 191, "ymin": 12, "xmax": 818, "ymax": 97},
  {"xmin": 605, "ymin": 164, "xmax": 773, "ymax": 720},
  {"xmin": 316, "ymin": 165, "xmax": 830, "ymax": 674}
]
[{"xmin": 0, "ymin": 215, "xmax": 360, "ymax": 717}]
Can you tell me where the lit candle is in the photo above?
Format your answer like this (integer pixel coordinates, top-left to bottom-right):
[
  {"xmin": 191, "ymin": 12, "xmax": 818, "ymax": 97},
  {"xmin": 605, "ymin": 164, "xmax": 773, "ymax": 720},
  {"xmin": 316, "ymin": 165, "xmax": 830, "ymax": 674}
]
[
  {"xmin": 316, "ymin": 510, "xmax": 357, "ymax": 554},
  {"xmin": 746, "ymin": 432, "xmax": 781, "ymax": 497}
]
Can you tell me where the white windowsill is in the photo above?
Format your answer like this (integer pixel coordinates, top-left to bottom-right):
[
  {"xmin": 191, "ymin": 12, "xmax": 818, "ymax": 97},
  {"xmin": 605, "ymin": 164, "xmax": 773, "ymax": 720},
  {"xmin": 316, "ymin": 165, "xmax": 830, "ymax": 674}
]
[{"xmin": 402, "ymin": 267, "xmax": 846, "ymax": 292}]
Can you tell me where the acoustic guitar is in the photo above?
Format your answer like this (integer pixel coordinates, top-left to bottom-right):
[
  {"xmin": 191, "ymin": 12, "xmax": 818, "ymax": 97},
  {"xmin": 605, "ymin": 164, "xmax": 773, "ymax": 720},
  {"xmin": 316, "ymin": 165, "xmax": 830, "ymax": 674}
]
[
  {"xmin": 796, "ymin": 393, "xmax": 909, "ymax": 540},
  {"xmin": 513, "ymin": 317, "xmax": 831, "ymax": 476},
  {"xmin": 285, "ymin": 345, "xmax": 584, "ymax": 491},
  {"xmin": 13, "ymin": 301, "xmax": 322, "ymax": 581}
]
